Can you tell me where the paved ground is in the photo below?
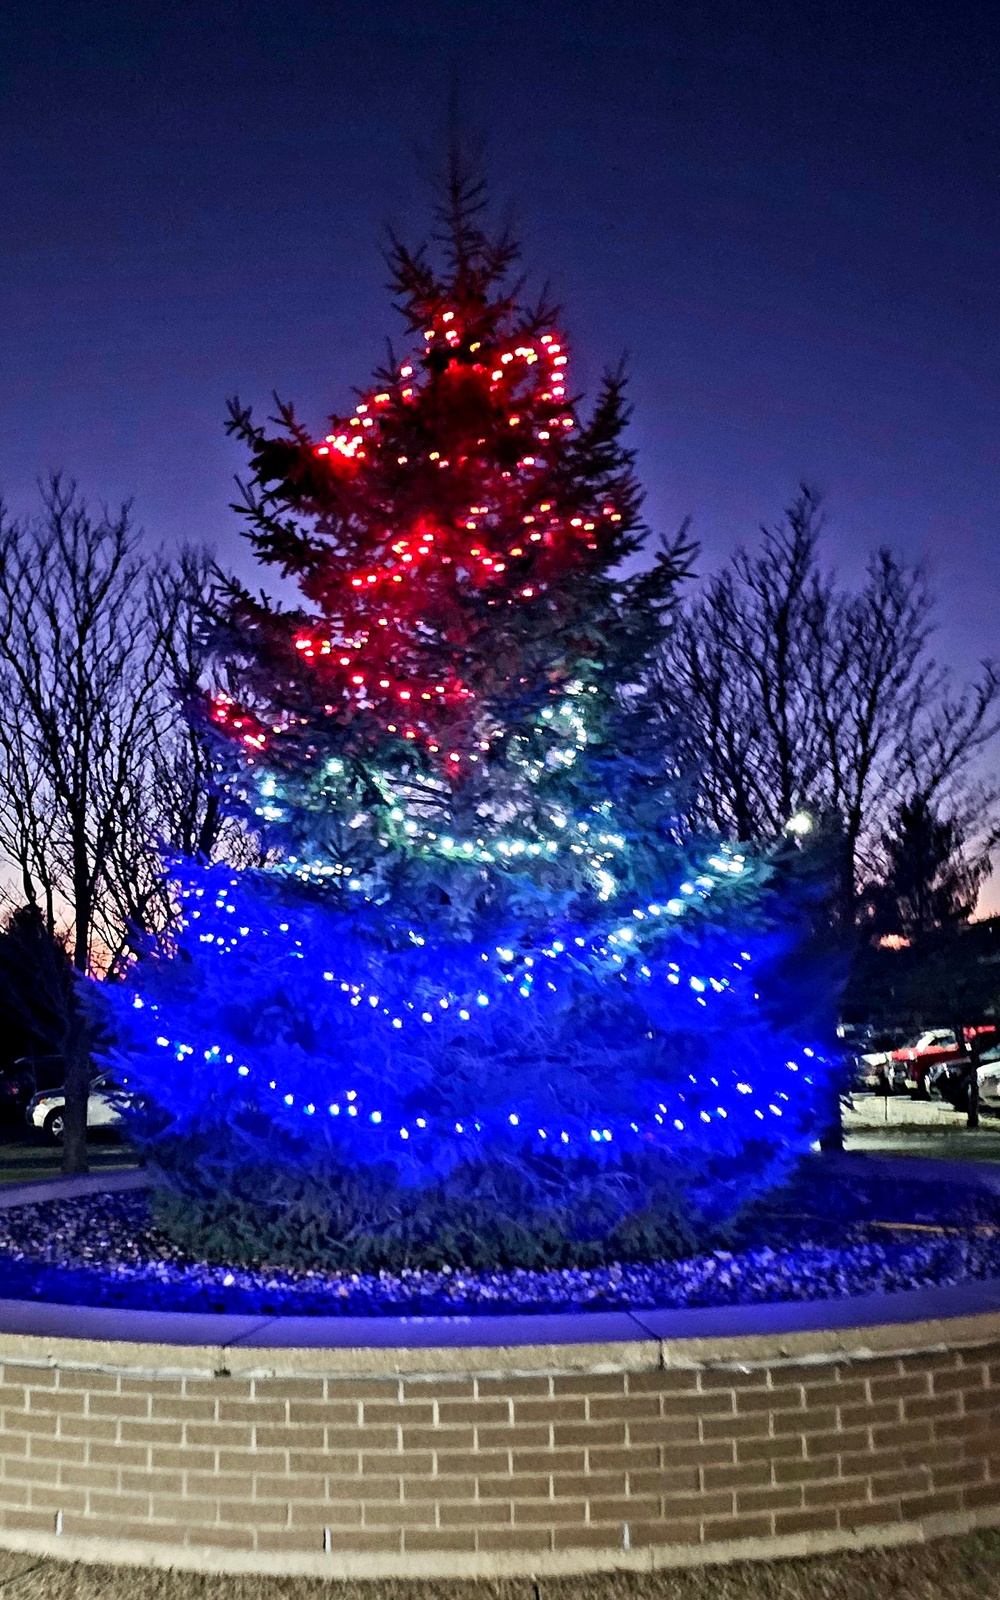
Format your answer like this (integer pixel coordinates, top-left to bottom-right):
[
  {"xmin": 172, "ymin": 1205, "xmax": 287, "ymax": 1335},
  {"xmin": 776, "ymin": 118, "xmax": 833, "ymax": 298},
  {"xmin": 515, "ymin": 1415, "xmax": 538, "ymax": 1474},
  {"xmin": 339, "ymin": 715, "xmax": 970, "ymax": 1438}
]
[
  {"xmin": 846, "ymin": 1125, "xmax": 1000, "ymax": 1163},
  {"xmin": 845, "ymin": 1094, "xmax": 975, "ymax": 1130},
  {"xmin": 0, "ymin": 1529, "xmax": 998, "ymax": 1599},
  {"xmin": 843, "ymin": 1095, "xmax": 1000, "ymax": 1164}
]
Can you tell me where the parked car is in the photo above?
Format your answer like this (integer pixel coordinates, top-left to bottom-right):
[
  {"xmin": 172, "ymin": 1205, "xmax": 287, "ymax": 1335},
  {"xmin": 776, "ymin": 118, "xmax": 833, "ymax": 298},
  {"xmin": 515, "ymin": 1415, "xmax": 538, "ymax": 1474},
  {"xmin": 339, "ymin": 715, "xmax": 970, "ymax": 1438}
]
[
  {"xmin": 891, "ymin": 1027, "xmax": 997, "ymax": 1097},
  {"xmin": 25, "ymin": 1074, "xmax": 136, "ymax": 1143},
  {"xmin": 976, "ymin": 1044, "xmax": 1000, "ymax": 1107},
  {"xmin": 857, "ymin": 1030, "xmax": 927, "ymax": 1094},
  {"xmin": 0, "ymin": 1056, "xmax": 64, "ymax": 1126},
  {"xmin": 852, "ymin": 1027, "xmax": 914, "ymax": 1092},
  {"xmin": 855, "ymin": 1026, "xmax": 998, "ymax": 1097}
]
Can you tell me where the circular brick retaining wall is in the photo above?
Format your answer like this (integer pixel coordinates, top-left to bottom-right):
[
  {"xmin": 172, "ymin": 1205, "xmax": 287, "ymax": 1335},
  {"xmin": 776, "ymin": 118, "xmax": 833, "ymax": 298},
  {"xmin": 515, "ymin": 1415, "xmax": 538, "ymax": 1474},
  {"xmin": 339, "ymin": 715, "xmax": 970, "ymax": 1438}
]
[
  {"xmin": 2, "ymin": 1158, "xmax": 1000, "ymax": 1579},
  {"xmin": 0, "ymin": 1310, "xmax": 999, "ymax": 1579}
]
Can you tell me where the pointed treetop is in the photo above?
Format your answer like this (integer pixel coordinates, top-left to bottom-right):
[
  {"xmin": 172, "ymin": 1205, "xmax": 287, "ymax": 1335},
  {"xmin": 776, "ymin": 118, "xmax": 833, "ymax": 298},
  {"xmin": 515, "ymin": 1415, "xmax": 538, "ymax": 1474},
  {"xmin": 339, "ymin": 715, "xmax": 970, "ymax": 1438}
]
[{"xmin": 386, "ymin": 145, "xmax": 538, "ymax": 346}]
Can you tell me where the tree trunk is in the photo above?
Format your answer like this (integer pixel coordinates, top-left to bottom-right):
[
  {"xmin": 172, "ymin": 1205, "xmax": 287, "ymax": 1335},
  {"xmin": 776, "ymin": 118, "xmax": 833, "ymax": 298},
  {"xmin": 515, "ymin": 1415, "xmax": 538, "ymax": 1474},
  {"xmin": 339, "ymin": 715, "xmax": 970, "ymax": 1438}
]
[
  {"xmin": 62, "ymin": 832, "xmax": 92, "ymax": 1175},
  {"xmin": 967, "ymin": 1070, "xmax": 980, "ymax": 1130},
  {"xmin": 818, "ymin": 1073, "xmax": 845, "ymax": 1151},
  {"xmin": 945, "ymin": 1018, "xmax": 969, "ymax": 1106},
  {"xmin": 60, "ymin": 1021, "xmax": 92, "ymax": 1176},
  {"xmin": 967, "ymin": 1035, "xmax": 983, "ymax": 1131},
  {"xmin": 196, "ymin": 791, "xmax": 221, "ymax": 859},
  {"xmin": 819, "ymin": 1117, "xmax": 844, "ymax": 1152},
  {"xmin": 62, "ymin": 883, "xmax": 92, "ymax": 1176}
]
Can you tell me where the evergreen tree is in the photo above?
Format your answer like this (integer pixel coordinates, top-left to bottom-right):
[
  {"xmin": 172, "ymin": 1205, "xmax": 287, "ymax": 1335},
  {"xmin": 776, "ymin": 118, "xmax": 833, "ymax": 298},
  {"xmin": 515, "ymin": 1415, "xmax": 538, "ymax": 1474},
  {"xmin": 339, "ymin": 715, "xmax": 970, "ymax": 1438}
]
[
  {"xmin": 215, "ymin": 162, "xmax": 694, "ymax": 924},
  {"xmin": 863, "ymin": 795, "xmax": 988, "ymax": 943},
  {"xmin": 109, "ymin": 168, "xmax": 834, "ymax": 1270},
  {"xmin": 0, "ymin": 906, "xmax": 96, "ymax": 1130}
]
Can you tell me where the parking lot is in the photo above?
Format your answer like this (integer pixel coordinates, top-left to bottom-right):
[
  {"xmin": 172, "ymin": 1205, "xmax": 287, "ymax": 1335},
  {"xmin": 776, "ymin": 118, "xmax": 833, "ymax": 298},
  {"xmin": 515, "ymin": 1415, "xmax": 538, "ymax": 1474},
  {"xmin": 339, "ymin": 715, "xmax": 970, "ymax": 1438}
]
[{"xmin": 842, "ymin": 1091, "xmax": 1000, "ymax": 1163}]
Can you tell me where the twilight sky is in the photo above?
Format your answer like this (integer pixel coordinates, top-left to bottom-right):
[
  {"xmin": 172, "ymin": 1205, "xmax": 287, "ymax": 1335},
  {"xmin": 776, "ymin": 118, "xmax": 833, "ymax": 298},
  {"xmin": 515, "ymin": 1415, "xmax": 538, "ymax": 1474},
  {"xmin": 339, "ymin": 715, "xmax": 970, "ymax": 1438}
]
[{"xmin": 2, "ymin": 1, "xmax": 998, "ymax": 665}]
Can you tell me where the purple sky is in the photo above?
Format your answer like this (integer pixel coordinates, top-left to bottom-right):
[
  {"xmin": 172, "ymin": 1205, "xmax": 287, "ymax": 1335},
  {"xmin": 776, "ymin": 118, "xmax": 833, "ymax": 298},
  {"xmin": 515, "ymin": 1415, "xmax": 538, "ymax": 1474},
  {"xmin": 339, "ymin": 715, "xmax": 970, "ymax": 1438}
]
[{"xmin": 2, "ymin": 0, "xmax": 998, "ymax": 885}]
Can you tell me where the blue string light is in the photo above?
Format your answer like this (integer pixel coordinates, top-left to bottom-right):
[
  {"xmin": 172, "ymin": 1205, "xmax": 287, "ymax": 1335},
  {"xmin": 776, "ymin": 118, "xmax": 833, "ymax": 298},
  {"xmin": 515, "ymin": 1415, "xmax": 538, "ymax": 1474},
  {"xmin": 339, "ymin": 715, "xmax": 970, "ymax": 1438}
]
[{"xmin": 110, "ymin": 852, "xmax": 828, "ymax": 1177}]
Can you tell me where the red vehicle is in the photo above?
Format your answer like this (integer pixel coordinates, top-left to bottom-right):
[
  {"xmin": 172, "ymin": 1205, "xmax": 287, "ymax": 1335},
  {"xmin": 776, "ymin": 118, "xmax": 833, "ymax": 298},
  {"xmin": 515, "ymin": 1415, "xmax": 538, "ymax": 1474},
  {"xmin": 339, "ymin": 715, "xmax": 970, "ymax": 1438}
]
[{"xmin": 890, "ymin": 1027, "xmax": 998, "ymax": 1096}]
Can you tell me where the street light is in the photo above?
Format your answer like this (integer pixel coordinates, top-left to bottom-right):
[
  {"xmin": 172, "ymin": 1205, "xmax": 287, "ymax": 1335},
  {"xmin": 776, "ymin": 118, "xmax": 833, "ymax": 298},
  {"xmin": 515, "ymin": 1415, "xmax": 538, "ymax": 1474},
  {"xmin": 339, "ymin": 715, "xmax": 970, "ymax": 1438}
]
[{"xmin": 785, "ymin": 810, "xmax": 814, "ymax": 837}]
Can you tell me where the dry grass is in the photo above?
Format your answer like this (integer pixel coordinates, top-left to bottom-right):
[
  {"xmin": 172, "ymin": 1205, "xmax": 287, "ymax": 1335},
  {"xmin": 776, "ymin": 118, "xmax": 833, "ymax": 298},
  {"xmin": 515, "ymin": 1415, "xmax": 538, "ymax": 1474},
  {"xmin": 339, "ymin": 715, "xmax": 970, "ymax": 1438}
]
[
  {"xmin": 0, "ymin": 1137, "xmax": 136, "ymax": 1188},
  {"xmin": 1, "ymin": 1531, "xmax": 1000, "ymax": 1600}
]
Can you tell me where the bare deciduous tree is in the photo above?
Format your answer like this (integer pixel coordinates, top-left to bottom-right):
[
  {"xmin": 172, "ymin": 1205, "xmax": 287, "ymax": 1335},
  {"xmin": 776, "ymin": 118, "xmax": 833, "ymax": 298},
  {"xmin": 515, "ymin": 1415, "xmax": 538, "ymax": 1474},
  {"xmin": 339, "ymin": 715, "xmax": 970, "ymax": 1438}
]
[
  {"xmin": 94, "ymin": 548, "xmax": 258, "ymax": 967},
  {"xmin": 655, "ymin": 489, "xmax": 1000, "ymax": 917},
  {"xmin": 147, "ymin": 548, "xmax": 258, "ymax": 868},
  {"xmin": 0, "ymin": 478, "xmax": 227, "ymax": 1171}
]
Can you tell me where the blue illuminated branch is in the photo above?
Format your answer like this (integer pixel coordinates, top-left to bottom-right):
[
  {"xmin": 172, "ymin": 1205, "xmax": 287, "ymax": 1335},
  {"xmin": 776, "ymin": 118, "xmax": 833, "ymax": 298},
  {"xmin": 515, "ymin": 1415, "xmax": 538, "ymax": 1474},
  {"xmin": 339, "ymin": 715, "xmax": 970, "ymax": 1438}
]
[{"xmin": 110, "ymin": 850, "xmax": 828, "ymax": 1179}]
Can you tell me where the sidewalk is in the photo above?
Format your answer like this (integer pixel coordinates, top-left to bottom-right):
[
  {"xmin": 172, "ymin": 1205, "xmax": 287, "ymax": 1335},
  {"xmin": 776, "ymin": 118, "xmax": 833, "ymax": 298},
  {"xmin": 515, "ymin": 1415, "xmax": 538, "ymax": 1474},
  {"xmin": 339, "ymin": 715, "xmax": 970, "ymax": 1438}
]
[
  {"xmin": 845, "ymin": 1092, "xmax": 977, "ymax": 1129},
  {"xmin": 843, "ymin": 1092, "xmax": 1000, "ymax": 1164}
]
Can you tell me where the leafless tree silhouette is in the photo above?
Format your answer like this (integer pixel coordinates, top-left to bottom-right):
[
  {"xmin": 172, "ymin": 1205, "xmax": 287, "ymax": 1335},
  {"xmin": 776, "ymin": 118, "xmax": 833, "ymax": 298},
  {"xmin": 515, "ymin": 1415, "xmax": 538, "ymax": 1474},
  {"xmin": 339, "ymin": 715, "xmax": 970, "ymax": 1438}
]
[{"xmin": 654, "ymin": 488, "xmax": 1000, "ymax": 919}]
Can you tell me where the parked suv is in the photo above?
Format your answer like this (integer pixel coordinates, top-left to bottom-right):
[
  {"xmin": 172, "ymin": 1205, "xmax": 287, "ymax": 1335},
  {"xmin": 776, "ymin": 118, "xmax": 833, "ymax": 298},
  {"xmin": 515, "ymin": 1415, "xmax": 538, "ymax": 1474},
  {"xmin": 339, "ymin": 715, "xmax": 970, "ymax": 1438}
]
[{"xmin": 25, "ymin": 1074, "xmax": 135, "ymax": 1143}]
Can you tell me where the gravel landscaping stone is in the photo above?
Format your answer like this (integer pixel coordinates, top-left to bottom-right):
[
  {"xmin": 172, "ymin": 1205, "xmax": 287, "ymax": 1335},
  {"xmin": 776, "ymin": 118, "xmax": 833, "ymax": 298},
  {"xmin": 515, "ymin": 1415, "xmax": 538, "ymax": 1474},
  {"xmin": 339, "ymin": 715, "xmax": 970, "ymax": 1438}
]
[{"xmin": 0, "ymin": 1170, "xmax": 998, "ymax": 1317}]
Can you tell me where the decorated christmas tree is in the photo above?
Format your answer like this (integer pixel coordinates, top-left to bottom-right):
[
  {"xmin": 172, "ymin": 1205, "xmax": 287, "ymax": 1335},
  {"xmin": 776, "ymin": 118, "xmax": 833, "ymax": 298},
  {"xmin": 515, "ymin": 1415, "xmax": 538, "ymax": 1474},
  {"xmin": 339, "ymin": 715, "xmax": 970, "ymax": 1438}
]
[{"xmin": 110, "ymin": 167, "xmax": 832, "ymax": 1270}]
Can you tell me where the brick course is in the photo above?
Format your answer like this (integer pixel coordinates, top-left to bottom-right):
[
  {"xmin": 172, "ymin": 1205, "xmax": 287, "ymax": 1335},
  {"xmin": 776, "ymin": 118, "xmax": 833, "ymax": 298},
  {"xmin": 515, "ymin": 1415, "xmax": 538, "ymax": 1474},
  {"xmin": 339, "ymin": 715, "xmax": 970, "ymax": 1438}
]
[{"xmin": 0, "ymin": 1325, "xmax": 998, "ymax": 1574}]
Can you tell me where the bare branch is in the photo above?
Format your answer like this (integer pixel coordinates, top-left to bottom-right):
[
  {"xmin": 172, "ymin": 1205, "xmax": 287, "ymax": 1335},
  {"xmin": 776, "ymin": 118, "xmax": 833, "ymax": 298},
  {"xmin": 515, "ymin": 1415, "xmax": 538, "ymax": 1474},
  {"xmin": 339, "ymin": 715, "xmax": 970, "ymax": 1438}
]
[{"xmin": 654, "ymin": 490, "xmax": 1000, "ymax": 918}]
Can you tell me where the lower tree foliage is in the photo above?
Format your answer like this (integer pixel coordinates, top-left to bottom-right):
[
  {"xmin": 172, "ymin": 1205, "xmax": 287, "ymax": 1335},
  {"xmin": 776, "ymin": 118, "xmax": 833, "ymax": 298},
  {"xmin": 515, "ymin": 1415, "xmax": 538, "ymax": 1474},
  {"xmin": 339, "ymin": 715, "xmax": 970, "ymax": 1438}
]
[{"xmin": 108, "ymin": 854, "xmax": 835, "ymax": 1271}]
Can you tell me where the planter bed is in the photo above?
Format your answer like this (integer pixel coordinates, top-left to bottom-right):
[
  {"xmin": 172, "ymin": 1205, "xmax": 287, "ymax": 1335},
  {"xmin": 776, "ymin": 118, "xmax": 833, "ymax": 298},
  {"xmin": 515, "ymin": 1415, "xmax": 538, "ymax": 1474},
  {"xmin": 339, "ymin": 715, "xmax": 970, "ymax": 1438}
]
[
  {"xmin": 1, "ymin": 1160, "xmax": 999, "ymax": 1317},
  {"xmin": 0, "ymin": 1155, "xmax": 997, "ymax": 1581}
]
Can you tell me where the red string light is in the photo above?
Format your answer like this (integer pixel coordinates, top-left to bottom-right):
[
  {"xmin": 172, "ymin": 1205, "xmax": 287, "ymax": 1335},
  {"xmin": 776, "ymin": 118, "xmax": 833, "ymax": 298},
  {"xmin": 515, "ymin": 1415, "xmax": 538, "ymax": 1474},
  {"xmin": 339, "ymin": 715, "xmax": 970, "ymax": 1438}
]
[{"xmin": 214, "ymin": 319, "xmax": 618, "ymax": 770}]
